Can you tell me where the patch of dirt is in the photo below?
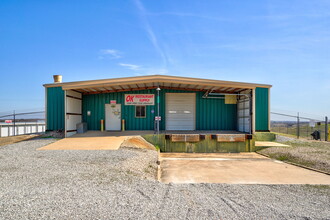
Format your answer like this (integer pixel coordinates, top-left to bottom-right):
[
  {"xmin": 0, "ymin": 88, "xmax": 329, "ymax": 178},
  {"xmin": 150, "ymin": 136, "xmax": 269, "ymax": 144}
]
[
  {"xmin": 0, "ymin": 135, "xmax": 39, "ymax": 147},
  {"xmin": 41, "ymin": 130, "xmax": 64, "ymax": 138},
  {"xmin": 120, "ymin": 136, "xmax": 156, "ymax": 150}
]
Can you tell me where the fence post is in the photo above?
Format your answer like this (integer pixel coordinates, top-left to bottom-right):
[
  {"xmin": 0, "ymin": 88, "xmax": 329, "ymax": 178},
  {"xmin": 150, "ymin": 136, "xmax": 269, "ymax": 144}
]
[
  {"xmin": 13, "ymin": 110, "xmax": 16, "ymax": 136},
  {"xmin": 297, "ymin": 112, "xmax": 300, "ymax": 139},
  {"xmin": 326, "ymin": 116, "xmax": 328, "ymax": 142},
  {"xmin": 0, "ymin": 125, "xmax": 2, "ymax": 137}
]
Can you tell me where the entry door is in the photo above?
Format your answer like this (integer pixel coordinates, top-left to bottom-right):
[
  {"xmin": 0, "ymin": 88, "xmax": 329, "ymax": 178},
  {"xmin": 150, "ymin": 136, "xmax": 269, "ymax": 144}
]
[
  {"xmin": 166, "ymin": 93, "xmax": 196, "ymax": 130},
  {"xmin": 105, "ymin": 104, "xmax": 121, "ymax": 131}
]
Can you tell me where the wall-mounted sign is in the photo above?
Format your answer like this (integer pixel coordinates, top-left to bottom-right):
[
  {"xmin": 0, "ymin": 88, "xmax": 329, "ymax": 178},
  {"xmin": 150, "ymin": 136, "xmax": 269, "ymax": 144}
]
[
  {"xmin": 5, "ymin": 120, "xmax": 12, "ymax": 123},
  {"xmin": 155, "ymin": 116, "xmax": 161, "ymax": 121},
  {"xmin": 110, "ymin": 100, "xmax": 116, "ymax": 104},
  {"xmin": 125, "ymin": 94, "xmax": 155, "ymax": 105}
]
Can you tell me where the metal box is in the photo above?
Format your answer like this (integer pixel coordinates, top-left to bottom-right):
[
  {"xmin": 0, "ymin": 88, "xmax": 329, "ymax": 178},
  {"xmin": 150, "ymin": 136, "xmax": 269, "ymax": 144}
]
[{"xmin": 76, "ymin": 122, "xmax": 87, "ymax": 133}]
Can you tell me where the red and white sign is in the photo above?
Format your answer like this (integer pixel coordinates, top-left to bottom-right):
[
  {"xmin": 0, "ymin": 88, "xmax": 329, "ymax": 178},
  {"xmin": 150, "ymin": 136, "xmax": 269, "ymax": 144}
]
[
  {"xmin": 110, "ymin": 100, "xmax": 116, "ymax": 104},
  {"xmin": 5, "ymin": 120, "xmax": 12, "ymax": 123},
  {"xmin": 155, "ymin": 116, "xmax": 161, "ymax": 121},
  {"xmin": 125, "ymin": 94, "xmax": 155, "ymax": 105}
]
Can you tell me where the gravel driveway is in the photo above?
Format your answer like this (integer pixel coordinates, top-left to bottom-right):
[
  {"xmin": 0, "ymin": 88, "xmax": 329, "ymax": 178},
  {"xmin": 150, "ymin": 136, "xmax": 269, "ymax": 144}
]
[{"xmin": 0, "ymin": 138, "xmax": 329, "ymax": 219}]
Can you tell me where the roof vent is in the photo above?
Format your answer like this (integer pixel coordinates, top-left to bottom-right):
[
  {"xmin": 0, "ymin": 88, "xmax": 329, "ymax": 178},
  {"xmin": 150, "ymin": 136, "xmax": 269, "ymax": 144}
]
[{"xmin": 53, "ymin": 75, "xmax": 62, "ymax": 83}]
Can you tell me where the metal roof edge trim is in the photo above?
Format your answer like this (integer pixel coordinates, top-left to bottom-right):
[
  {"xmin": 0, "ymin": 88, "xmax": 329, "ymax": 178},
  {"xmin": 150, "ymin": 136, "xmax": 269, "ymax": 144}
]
[{"xmin": 43, "ymin": 74, "xmax": 272, "ymax": 89}]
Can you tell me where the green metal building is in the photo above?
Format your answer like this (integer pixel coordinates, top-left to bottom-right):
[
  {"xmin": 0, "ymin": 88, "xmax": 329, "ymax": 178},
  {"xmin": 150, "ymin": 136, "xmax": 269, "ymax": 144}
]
[{"xmin": 44, "ymin": 75, "xmax": 271, "ymax": 138}]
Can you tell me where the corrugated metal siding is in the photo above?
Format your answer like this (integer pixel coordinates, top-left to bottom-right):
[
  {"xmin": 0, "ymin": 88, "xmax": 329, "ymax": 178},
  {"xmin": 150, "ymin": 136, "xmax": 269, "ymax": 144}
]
[
  {"xmin": 196, "ymin": 92, "xmax": 237, "ymax": 130},
  {"xmin": 83, "ymin": 89, "xmax": 237, "ymax": 131},
  {"xmin": 255, "ymin": 87, "xmax": 269, "ymax": 131},
  {"xmin": 46, "ymin": 87, "xmax": 65, "ymax": 130},
  {"xmin": 82, "ymin": 89, "xmax": 156, "ymax": 130}
]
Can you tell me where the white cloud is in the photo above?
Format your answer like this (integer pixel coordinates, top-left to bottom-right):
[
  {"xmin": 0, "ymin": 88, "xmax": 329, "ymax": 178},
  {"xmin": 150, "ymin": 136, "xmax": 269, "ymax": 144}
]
[
  {"xmin": 99, "ymin": 49, "xmax": 122, "ymax": 59},
  {"xmin": 118, "ymin": 63, "xmax": 141, "ymax": 70},
  {"xmin": 133, "ymin": 0, "xmax": 169, "ymax": 67},
  {"xmin": 133, "ymin": 68, "xmax": 168, "ymax": 76},
  {"xmin": 118, "ymin": 62, "xmax": 168, "ymax": 75}
]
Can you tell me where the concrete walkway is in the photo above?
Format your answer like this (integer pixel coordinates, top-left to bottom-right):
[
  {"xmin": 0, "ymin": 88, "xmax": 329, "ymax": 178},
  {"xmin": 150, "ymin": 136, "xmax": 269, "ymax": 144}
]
[{"xmin": 160, "ymin": 153, "xmax": 330, "ymax": 184}]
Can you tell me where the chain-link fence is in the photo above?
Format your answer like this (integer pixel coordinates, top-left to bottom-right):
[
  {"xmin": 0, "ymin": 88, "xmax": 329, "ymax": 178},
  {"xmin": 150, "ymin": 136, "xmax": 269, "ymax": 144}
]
[
  {"xmin": 0, "ymin": 111, "xmax": 45, "ymax": 137},
  {"xmin": 271, "ymin": 110, "xmax": 329, "ymax": 141}
]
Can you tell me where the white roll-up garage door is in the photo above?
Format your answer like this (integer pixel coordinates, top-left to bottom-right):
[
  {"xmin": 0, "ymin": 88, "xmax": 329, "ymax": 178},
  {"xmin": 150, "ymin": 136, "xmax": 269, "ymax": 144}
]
[
  {"xmin": 237, "ymin": 97, "xmax": 250, "ymax": 133},
  {"xmin": 166, "ymin": 93, "xmax": 196, "ymax": 130}
]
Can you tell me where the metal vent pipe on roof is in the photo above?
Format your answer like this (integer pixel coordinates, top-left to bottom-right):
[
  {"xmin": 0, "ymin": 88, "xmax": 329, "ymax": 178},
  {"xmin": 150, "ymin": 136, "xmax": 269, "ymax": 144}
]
[{"xmin": 53, "ymin": 75, "xmax": 62, "ymax": 83}]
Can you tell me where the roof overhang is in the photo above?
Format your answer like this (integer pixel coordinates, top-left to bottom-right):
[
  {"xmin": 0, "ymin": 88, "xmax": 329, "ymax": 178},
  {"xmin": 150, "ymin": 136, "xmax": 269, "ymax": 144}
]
[{"xmin": 43, "ymin": 75, "xmax": 272, "ymax": 95}]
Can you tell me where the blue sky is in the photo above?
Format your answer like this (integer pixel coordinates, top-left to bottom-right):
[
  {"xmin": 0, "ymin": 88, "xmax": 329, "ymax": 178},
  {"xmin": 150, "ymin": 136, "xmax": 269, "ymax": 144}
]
[{"xmin": 0, "ymin": 0, "xmax": 329, "ymax": 118}]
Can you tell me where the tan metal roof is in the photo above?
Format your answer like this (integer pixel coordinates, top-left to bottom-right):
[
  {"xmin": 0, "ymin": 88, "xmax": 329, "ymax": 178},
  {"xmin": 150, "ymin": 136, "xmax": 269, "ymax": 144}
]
[{"xmin": 43, "ymin": 74, "xmax": 272, "ymax": 94}]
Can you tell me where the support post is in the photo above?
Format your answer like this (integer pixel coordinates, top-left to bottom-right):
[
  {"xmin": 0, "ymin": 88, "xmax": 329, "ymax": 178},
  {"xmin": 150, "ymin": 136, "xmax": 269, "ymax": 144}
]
[
  {"xmin": 13, "ymin": 110, "xmax": 15, "ymax": 136},
  {"xmin": 156, "ymin": 87, "xmax": 161, "ymax": 135},
  {"xmin": 325, "ymin": 116, "xmax": 328, "ymax": 142},
  {"xmin": 297, "ymin": 112, "xmax": 300, "ymax": 139}
]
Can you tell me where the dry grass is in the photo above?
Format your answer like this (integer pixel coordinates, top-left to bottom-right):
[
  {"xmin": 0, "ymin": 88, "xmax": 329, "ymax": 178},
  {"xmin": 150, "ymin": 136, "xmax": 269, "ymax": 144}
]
[
  {"xmin": 259, "ymin": 139, "xmax": 330, "ymax": 173},
  {"xmin": 0, "ymin": 135, "xmax": 38, "ymax": 147}
]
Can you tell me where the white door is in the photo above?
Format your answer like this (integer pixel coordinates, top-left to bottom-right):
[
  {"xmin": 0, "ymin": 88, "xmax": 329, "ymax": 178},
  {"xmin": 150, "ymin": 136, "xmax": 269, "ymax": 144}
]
[
  {"xmin": 166, "ymin": 93, "xmax": 196, "ymax": 130},
  {"xmin": 105, "ymin": 104, "xmax": 121, "ymax": 131}
]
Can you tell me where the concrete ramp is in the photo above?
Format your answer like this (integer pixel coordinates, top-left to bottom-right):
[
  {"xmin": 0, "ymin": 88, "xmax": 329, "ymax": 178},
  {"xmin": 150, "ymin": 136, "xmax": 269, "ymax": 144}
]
[{"xmin": 38, "ymin": 136, "xmax": 127, "ymax": 150}]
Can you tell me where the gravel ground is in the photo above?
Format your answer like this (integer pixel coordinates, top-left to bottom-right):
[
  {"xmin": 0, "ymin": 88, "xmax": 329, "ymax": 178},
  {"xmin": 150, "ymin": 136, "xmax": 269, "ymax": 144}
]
[
  {"xmin": 261, "ymin": 135, "xmax": 330, "ymax": 173},
  {"xmin": 0, "ymin": 138, "xmax": 329, "ymax": 219}
]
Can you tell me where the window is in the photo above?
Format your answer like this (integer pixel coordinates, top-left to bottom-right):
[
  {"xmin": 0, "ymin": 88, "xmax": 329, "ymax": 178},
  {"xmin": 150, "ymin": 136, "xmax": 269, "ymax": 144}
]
[{"xmin": 135, "ymin": 106, "xmax": 146, "ymax": 118}]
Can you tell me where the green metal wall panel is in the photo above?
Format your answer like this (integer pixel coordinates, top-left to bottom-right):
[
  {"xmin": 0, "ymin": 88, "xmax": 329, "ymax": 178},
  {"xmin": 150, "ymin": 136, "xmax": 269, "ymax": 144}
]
[
  {"xmin": 82, "ymin": 89, "xmax": 238, "ymax": 131},
  {"xmin": 46, "ymin": 87, "xmax": 65, "ymax": 130},
  {"xmin": 196, "ymin": 92, "xmax": 237, "ymax": 130},
  {"xmin": 255, "ymin": 87, "xmax": 269, "ymax": 131},
  {"xmin": 82, "ymin": 89, "xmax": 156, "ymax": 130}
]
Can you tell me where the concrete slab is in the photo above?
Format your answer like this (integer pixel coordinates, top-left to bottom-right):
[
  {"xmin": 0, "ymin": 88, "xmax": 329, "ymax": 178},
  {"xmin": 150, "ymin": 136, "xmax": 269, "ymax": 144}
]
[
  {"xmin": 38, "ymin": 135, "xmax": 127, "ymax": 150},
  {"xmin": 255, "ymin": 141, "xmax": 289, "ymax": 147},
  {"xmin": 160, "ymin": 153, "xmax": 330, "ymax": 184}
]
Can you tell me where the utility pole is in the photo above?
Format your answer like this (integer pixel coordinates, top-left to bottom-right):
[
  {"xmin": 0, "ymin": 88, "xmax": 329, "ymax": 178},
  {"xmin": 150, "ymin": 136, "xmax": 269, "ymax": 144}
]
[{"xmin": 297, "ymin": 112, "xmax": 300, "ymax": 139}]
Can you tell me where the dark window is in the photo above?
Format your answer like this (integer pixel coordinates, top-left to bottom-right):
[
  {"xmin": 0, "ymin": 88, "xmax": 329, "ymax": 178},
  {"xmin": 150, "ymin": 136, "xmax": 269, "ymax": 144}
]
[{"xmin": 135, "ymin": 106, "xmax": 146, "ymax": 118}]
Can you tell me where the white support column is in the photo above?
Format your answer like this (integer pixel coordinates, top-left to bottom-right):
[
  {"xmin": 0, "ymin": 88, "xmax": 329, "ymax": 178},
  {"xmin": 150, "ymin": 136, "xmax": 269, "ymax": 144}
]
[
  {"xmin": 64, "ymin": 90, "xmax": 67, "ymax": 138},
  {"xmin": 45, "ymin": 87, "xmax": 47, "ymax": 131},
  {"xmin": 268, "ymin": 88, "xmax": 271, "ymax": 131},
  {"xmin": 252, "ymin": 88, "xmax": 256, "ymax": 134}
]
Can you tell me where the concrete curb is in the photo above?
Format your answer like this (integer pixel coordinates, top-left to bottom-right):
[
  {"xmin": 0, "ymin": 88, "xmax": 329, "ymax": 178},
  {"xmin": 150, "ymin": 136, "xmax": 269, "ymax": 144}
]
[
  {"xmin": 256, "ymin": 151, "xmax": 330, "ymax": 176},
  {"xmin": 157, "ymin": 149, "xmax": 161, "ymax": 182}
]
